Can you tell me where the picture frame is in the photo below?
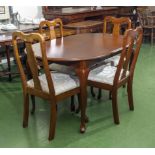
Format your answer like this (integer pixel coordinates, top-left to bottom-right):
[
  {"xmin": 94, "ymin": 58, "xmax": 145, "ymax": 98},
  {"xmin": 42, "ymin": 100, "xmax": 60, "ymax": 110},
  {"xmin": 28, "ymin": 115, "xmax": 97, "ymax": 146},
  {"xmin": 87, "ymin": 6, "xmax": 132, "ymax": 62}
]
[
  {"xmin": 0, "ymin": 6, "xmax": 10, "ymax": 20},
  {"xmin": 0, "ymin": 6, "xmax": 5, "ymax": 14}
]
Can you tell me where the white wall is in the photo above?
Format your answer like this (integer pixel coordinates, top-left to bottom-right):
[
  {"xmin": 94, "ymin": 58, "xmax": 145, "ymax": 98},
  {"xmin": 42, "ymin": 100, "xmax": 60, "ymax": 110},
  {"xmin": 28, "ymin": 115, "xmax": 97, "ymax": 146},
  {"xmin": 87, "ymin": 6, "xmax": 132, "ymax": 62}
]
[{"xmin": 13, "ymin": 6, "xmax": 43, "ymax": 19}]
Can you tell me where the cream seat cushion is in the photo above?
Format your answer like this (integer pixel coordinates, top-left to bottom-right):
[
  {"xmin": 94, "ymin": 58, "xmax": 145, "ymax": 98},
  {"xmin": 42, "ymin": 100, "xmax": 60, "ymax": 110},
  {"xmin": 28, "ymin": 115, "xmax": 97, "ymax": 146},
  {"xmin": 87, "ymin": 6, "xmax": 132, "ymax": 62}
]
[
  {"xmin": 104, "ymin": 55, "xmax": 120, "ymax": 66},
  {"xmin": 27, "ymin": 72, "xmax": 79, "ymax": 95},
  {"xmin": 49, "ymin": 63, "xmax": 76, "ymax": 75},
  {"xmin": 88, "ymin": 63, "xmax": 129, "ymax": 85}
]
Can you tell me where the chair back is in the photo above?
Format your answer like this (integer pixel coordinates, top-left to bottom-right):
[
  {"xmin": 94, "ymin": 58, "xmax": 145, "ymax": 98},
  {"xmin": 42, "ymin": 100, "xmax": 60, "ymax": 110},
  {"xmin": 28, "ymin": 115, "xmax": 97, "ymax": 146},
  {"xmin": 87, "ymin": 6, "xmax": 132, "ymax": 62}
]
[
  {"xmin": 103, "ymin": 16, "xmax": 132, "ymax": 36},
  {"xmin": 113, "ymin": 26, "xmax": 143, "ymax": 85},
  {"xmin": 39, "ymin": 18, "xmax": 63, "ymax": 40},
  {"xmin": 12, "ymin": 31, "xmax": 55, "ymax": 97}
]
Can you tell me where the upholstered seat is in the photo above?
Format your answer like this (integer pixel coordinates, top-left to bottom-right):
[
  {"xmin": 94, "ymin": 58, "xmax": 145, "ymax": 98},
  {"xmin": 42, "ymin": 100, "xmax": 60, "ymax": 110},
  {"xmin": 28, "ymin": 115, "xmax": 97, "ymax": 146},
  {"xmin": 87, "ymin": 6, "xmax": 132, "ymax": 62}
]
[
  {"xmin": 105, "ymin": 55, "xmax": 120, "ymax": 66},
  {"xmin": 27, "ymin": 72, "xmax": 79, "ymax": 95},
  {"xmin": 49, "ymin": 63, "xmax": 76, "ymax": 75},
  {"xmin": 88, "ymin": 63, "xmax": 129, "ymax": 85}
]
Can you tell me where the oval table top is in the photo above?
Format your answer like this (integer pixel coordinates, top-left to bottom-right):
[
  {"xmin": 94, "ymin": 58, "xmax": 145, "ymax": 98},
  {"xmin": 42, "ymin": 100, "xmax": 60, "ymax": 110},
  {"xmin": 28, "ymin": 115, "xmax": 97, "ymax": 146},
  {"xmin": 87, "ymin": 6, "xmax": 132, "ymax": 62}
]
[{"xmin": 33, "ymin": 33, "xmax": 124, "ymax": 62}]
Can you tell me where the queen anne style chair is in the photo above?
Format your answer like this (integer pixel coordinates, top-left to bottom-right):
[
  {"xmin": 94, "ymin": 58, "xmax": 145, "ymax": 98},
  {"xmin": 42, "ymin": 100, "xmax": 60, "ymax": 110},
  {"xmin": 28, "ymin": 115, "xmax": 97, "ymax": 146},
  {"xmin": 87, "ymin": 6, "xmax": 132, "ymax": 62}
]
[
  {"xmin": 39, "ymin": 18, "xmax": 77, "ymax": 111},
  {"xmin": 39, "ymin": 18, "xmax": 75, "ymax": 76},
  {"xmin": 91, "ymin": 16, "xmax": 132, "ymax": 99},
  {"xmin": 12, "ymin": 31, "xmax": 81, "ymax": 141},
  {"xmin": 88, "ymin": 26, "xmax": 143, "ymax": 124}
]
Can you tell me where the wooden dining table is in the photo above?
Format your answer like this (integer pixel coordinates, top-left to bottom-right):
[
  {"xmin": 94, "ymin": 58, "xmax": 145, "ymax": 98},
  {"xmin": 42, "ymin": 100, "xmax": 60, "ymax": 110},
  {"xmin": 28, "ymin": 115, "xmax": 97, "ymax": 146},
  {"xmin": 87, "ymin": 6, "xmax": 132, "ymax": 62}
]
[
  {"xmin": 0, "ymin": 24, "xmax": 39, "ymax": 80},
  {"xmin": 32, "ymin": 33, "xmax": 125, "ymax": 133}
]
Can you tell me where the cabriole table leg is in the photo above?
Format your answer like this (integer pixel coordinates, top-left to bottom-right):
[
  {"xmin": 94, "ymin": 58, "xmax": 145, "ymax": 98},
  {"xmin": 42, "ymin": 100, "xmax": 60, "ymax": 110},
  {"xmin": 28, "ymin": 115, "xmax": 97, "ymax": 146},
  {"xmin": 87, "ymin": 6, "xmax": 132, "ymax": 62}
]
[{"xmin": 76, "ymin": 61, "xmax": 89, "ymax": 133}]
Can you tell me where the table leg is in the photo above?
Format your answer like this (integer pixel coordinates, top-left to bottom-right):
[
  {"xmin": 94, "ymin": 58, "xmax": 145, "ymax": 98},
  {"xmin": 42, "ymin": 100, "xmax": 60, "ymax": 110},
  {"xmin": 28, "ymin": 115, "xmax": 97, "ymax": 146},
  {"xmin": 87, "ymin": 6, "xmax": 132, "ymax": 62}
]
[{"xmin": 76, "ymin": 61, "xmax": 89, "ymax": 133}]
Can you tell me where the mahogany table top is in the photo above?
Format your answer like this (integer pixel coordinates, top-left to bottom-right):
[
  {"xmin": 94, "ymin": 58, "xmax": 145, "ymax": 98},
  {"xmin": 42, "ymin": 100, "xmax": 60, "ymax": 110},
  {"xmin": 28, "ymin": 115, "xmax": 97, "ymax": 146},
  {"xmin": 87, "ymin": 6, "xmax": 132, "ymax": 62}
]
[{"xmin": 33, "ymin": 33, "xmax": 124, "ymax": 62}]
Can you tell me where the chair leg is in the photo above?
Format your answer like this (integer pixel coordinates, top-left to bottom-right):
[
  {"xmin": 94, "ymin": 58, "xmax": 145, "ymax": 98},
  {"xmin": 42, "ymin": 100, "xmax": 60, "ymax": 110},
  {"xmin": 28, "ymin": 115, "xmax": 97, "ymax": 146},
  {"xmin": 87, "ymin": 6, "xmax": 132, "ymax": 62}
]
[
  {"xmin": 48, "ymin": 102, "xmax": 57, "ymax": 141},
  {"xmin": 90, "ymin": 86, "xmax": 96, "ymax": 97},
  {"xmin": 97, "ymin": 89, "xmax": 102, "ymax": 99},
  {"xmin": 111, "ymin": 90, "xmax": 120, "ymax": 124},
  {"xmin": 23, "ymin": 93, "xmax": 29, "ymax": 128},
  {"xmin": 70, "ymin": 95, "xmax": 75, "ymax": 112},
  {"xmin": 127, "ymin": 79, "xmax": 134, "ymax": 111},
  {"xmin": 31, "ymin": 95, "xmax": 35, "ymax": 115},
  {"xmin": 76, "ymin": 93, "xmax": 81, "ymax": 113},
  {"xmin": 109, "ymin": 91, "xmax": 112, "ymax": 100}
]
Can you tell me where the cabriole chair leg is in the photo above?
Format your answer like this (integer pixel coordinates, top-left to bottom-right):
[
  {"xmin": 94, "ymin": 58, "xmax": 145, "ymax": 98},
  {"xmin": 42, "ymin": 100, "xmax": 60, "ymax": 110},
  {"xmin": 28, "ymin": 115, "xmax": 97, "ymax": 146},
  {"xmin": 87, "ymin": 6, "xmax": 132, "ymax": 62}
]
[
  {"xmin": 48, "ymin": 102, "xmax": 57, "ymax": 141},
  {"xmin": 90, "ymin": 86, "xmax": 96, "ymax": 97},
  {"xmin": 97, "ymin": 89, "xmax": 102, "ymax": 99},
  {"xmin": 76, "ymin": 93, "xmax": 81, "ymax": 113},
  {"xmin": 111, "ymin": 90, "xmax": 120, "ymax": 124},
  {"xmin": 31, "ymin": 95, "xmax": 35, "ymax": 114},
  {"xmin": 70, "ymin": 95, "xmax": 75, "ymax": 112},
  {"xmin": 23, "ymin": 93, "xmax": 29, "ymax": 128},
  {"xmin": 127, "ymin": 79, "xmax": 134, "ymax": 111}
]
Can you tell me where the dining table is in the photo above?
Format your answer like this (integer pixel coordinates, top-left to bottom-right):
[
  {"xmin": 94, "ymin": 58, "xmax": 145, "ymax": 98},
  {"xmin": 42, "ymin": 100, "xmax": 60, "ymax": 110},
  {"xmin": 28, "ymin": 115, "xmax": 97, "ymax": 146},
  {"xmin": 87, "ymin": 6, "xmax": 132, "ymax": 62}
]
[
  {"xmin": 32, "ymin": 33, "xmax": 125, "ymax": 133},
  {"xmin": 0, "ymin": 24, "xmax": 39, "ymax": 80}
]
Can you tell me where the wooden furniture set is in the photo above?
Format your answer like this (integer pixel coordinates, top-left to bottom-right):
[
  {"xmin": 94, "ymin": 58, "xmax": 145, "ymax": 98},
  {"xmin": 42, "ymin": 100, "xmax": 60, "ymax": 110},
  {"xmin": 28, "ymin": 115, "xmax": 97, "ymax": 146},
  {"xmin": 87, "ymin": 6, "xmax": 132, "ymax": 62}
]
[
  {"xmin": 12, "ymin": 21, "xmax": 143, "ymax": 140},
  {"xmin": 0, "ymin": 9, "xmax": 143, "ymax": 141}
]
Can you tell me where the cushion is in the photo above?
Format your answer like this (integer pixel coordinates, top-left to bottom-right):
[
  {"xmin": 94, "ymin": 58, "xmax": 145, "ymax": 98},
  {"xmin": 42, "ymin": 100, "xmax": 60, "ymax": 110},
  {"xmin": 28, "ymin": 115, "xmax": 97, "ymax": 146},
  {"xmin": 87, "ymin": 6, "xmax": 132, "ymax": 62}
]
[
  {"xmin": 27, "ymin": 72, "xmax": 79, "ymax": 95},
  {"xmin": 49, "ymin": 63, "xmax": 76, "ymax": 75},
  {"xmin": 104, "ymin": 55, "xmax": 120, "ymax": 66},
  {"xmin": 88, "ymin": 63, "xmax": 129, "ymax": 85}
]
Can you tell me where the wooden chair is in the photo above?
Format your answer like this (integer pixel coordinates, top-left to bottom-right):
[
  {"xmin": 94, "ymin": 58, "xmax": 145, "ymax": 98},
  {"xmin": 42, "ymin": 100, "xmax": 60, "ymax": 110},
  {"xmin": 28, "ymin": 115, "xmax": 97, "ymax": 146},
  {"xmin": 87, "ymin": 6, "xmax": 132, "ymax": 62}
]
[
  {"xmin": 39, "ymin": 19, "xmax": 77, "ymax": 111},
  {"xmin": 88, "ymin": 26, "xmax": 143, "ymax": 124},
  {"xmin": 28, "ymin": 19, "xmax": 63, "ymax": 114},
  {"xmin": 12, "ymin": 31, "xmax": 81, "ymax": 140},
  {"xmin": 91, "ymin": 16, "xmax": 132, "ymax": 99},
  {"xmin": 39, "ymin": 18, "xmax": 75, "ymax": 74}
]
